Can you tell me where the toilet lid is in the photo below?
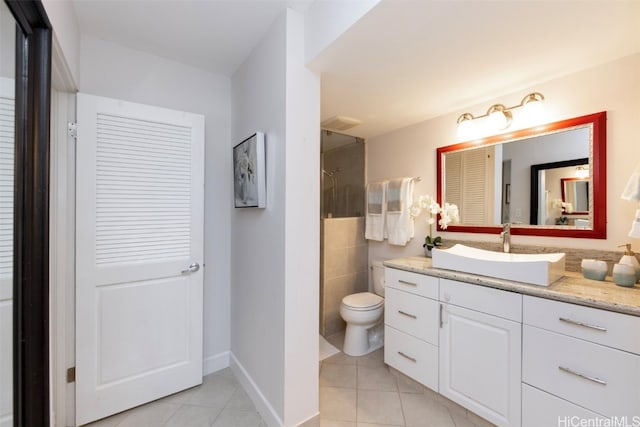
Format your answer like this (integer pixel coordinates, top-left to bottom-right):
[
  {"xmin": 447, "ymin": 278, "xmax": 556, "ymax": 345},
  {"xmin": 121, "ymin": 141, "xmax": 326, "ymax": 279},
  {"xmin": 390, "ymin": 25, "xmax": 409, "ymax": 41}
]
[{"xmin": 342, "ymin": 292, "xmax": 384, "ymax": 310}]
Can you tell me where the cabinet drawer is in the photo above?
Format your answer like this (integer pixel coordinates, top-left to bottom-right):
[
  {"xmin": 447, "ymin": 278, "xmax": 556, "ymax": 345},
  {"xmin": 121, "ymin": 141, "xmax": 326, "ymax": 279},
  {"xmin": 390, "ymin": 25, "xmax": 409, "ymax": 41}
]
[
  {"xmin": 523, "ymin": 325, "xmax": 640, "ymax": 417},
  {"xmin": 385, "ymin": 287, "xmax": 439, "ymax": 345},
  {"xmin": 522, "ymin": 384, "xmax": 605, "ymax": 427},
  {"xmin": 385, "ymin": 267, "xmax": 439, "ymax": 299},
  {"xmin": 523, "ymin": 296, "xmax": 640, "ymax": 354},
  {"xmin": 384, "ymin": 325, "xmax": 438, "ymax": 392},
  {"xmin": 440, "ymin": 279, "xmax": 522, "ymax": 322}
]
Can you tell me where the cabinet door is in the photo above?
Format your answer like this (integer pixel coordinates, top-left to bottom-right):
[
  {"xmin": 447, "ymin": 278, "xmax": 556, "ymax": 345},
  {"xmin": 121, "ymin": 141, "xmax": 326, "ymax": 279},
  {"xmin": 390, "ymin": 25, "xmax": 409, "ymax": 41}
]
[{"xmin": 439, "ymin": 304, "xmax": 521, "ymax": 427}]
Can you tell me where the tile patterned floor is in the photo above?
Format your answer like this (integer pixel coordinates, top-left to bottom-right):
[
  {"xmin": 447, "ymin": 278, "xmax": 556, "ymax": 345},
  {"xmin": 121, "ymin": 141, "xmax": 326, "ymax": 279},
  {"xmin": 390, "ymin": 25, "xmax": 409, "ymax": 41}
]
[
  {"xmin": 311, "ymin": 332, "xmax": 496, "ymax": 427},
  {"xmin": 84, "ymin": 333, "xmax": 495, "ymax": 427},
  {"xmin": 83, "ymin": 368, "xmax": 266, "ymax": 427}
]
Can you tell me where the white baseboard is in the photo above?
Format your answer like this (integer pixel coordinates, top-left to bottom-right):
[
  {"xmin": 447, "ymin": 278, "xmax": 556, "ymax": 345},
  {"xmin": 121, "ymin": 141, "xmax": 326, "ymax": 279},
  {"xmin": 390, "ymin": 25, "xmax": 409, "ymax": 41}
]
[
  {"xmin": 203, "ymin": 351, "xmax": 230, "ymax": 376},
  {"xmin": 230, "ymin": 352, "xmax": 283, "ymax": 427}
]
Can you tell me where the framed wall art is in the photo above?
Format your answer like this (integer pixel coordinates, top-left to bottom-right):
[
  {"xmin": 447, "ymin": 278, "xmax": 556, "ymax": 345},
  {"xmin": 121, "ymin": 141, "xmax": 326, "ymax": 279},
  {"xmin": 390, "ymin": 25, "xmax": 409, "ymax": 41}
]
[{"xmin": 233, "ymin": 132, "xmax": 266, "ymax": 208}]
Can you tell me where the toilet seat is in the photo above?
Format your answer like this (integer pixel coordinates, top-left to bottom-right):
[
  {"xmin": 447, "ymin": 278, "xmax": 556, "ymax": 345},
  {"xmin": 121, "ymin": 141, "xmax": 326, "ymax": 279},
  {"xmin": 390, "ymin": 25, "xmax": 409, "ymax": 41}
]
[{"xmin": 342, "ymin": 292, "xmax": 384, "ymax": 311}]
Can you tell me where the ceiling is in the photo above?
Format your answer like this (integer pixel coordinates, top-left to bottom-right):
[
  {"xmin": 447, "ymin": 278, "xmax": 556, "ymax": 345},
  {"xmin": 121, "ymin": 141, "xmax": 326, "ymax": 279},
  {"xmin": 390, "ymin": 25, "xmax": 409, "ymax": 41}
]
[
  {"xmin": 71, "ymin": 0, "xmax": 640, "ymax": 139},
  {"xmin": 72, "ymin": 0, "xmax": 314, "ymax": 76}
]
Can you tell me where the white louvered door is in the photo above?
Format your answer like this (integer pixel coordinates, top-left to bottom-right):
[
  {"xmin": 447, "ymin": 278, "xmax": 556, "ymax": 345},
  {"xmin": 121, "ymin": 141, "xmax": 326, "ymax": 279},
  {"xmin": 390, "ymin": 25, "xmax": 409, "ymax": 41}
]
[
  {"xmin": 0, "ymin": 78, "xmax": 14, "ymax": 427},
  {"xmin": 75, "ymin": 93, "xmax": 204, "ymax": 425}
]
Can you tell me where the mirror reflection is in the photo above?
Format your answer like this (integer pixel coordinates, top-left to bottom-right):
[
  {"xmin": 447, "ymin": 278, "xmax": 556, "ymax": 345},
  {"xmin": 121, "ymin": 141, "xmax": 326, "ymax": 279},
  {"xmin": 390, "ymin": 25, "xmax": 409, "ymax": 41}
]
[
  {"xmin": 0, "ymin": 2, "xmax": 15, "ymax": 424},
  {"xmin": 530, "ymin": 158, "xmax": 590, "ymax": 226},
  {"xmin": 437, "ymin": 112, "xmax": 606, "ymax": 239}
]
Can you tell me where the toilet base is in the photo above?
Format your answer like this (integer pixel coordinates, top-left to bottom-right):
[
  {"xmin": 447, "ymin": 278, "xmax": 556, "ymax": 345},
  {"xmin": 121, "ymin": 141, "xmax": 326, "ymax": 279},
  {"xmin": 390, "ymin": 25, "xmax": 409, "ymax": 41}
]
[{"xmin": 343, "ymin": 322, "xmax": 384, "ymax": 356}]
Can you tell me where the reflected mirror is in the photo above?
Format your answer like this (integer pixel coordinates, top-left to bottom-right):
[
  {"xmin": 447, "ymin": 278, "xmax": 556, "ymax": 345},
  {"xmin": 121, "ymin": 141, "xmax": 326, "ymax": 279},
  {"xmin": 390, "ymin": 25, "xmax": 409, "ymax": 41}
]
[
  {"xmin": 529, "ymin": 157, "xmax": 589, "ymax": 226},
  {"xmin": 437, "ymin": 112, "xmax": 606, "ymax": 238},
  {"xmin": 562, "ymin": 178, "xmax": 589, "ymax": 214}
]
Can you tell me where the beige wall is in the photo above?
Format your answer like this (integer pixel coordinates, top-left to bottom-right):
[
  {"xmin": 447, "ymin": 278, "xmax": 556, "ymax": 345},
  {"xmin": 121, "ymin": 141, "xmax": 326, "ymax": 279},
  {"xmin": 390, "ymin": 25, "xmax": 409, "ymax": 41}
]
[
  {"xmin": 367, "ymin": 53, "xmax": 640, "ymax": 264},
  {"xmin": 321, "ymin": 217, "xmax": 368, "ymax": 336}
]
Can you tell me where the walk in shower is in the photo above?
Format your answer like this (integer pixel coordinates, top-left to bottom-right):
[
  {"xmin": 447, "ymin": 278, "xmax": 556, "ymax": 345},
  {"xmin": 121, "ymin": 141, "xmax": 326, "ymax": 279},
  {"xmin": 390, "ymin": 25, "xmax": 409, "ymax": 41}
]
[{"xmin": 319, "ymin": 130, "xmax": 368, "ymax": 337}]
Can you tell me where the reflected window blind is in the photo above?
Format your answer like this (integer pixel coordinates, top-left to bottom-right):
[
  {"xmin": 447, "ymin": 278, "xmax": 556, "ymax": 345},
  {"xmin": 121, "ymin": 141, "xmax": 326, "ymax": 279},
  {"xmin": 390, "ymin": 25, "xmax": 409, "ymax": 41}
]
[
  {"xmin": 445, "ymin": 152, "xmax": 462, "ymax": 214},
  {"xmin": 445, "ymin": 148, "xmax": 491, "ymax": 225},
  {"xmin": 95, "ymin": 114, "xmax": 192, "ymax": 265},
  {"xmin": 462, "ymin": 148, "xmax": 489, "ymax": 225},
  {"xmin": 0, "ymin": 96, "xmax": 14, "ymax": 281}
]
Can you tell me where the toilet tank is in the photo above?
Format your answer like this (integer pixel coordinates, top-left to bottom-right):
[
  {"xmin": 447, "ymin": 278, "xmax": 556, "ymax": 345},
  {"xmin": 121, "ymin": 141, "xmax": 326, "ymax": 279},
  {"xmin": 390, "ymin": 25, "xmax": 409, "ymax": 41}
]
[{"xmin": 371, "ymin": 260, "xmax": 386, "ymax": 297}]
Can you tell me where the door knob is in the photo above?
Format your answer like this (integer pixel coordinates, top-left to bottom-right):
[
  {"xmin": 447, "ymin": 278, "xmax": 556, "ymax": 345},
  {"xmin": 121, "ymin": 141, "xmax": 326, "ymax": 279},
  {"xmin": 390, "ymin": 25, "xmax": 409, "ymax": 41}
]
[{"xmin": 181, "ymin": 262, "xmax": 200, "ymax": 274}]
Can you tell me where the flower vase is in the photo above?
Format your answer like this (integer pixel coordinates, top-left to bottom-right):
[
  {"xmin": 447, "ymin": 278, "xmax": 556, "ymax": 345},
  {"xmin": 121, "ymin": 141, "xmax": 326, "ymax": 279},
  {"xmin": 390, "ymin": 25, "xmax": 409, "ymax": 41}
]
[{"xmin": 424, "ymin": 246, "xmax": 433, "ymax": 258}]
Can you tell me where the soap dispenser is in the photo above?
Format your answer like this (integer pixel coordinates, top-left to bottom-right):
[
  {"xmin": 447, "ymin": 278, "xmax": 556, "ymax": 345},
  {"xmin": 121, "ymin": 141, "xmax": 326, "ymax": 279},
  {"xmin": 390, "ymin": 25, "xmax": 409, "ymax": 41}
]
[{"xmin": 618, "ymin": 244, "xmax": 640, "ymax": 283}]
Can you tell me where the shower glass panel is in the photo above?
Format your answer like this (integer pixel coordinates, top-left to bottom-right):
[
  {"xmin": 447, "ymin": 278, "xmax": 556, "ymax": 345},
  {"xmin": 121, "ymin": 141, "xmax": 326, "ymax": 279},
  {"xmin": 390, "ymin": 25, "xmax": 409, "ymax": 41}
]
[{"xmin": 321, "ymin": 130, "xmax": 364, "ymax": 218}]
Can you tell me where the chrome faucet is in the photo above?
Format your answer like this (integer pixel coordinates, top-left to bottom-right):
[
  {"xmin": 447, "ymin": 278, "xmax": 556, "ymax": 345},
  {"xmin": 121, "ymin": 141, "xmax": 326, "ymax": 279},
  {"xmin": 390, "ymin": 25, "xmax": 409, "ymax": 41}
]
[{"xmin": 500, "ymin": 223, "xmax": 511, "ymax": 253}]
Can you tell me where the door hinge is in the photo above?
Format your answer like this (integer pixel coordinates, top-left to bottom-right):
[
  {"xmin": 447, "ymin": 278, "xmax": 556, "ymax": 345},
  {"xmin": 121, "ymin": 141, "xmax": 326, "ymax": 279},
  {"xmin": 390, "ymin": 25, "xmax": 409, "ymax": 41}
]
[
  {"xmin": 67, "ymin": 122, "xmax": 77, "ymax": 139},
  {"xmin": 66, "ymin": 367, "xmax": 75, "ymax": 383}
]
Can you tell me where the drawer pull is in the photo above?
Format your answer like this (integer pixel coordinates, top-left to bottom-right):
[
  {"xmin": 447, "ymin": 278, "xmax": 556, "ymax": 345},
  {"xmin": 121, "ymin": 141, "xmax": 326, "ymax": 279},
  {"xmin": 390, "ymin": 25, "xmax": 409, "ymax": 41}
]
[
  {"xmin": 558, "ymin": 366, "xmax": 607, "ymax": 386},
  {"xmin": 559, "ymin": 317, "xmax": 607, "ymax": 332},
  {"xmin": 398, "ymin": 351, "xmax": 417, "ymax": 363},
  {"xmin": 398, "ymin": 279, "xmax": 417, "ymax": 287},
  {"xmin": 398, "ymin": 310, "xmax": 417, "ymax": 319}
]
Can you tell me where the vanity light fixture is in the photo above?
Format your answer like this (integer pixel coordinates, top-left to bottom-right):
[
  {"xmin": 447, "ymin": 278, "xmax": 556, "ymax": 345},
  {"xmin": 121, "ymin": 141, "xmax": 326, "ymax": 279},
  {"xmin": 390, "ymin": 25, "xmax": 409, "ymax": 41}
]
[
  {"xmin": 456, "ymin": 92, "xmax": 545, "ymax": 137},
  {"xmin": 575, "ymin": 166, "xmax": 589, "ymax": 179}
]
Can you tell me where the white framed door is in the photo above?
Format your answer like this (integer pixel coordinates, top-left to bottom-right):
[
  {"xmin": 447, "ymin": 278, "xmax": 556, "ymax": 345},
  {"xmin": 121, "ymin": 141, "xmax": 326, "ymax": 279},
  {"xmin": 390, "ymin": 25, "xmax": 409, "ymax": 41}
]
[{"xmin": 75, "ymin": 93, "xmax": 204, "ymax": 425}]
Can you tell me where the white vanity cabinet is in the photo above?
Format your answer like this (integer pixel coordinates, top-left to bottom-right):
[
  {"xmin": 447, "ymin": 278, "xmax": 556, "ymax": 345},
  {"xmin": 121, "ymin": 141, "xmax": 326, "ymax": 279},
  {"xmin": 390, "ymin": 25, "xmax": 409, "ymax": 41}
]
[
  {"xmin": 384, "ymin": 268, "xmax": 440, "ymax": 391},
  {"xmin": 522, "ymin": 296, "xmax": 640, "ymax": 423},
  {"xmin": 383, "ymin": 265, "xmax": 640, "ymax": 427},
  {"xmin": 439, "ymin": 279, "xmax": 522, "ymax": 427}
]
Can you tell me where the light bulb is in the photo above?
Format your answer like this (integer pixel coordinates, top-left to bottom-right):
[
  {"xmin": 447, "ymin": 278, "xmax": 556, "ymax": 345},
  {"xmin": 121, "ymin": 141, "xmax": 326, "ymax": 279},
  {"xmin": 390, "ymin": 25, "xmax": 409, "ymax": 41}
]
[
  {"xmin": 456, "ymin": 113, "xmax": 474, "ymax": 140},
  {"xmin": 486, "ymin": 105, "xmax": 512, "ymax": 130},
  {"xmin": 519, "ymin": 92, "xmax": 545, "ymax": 127}
]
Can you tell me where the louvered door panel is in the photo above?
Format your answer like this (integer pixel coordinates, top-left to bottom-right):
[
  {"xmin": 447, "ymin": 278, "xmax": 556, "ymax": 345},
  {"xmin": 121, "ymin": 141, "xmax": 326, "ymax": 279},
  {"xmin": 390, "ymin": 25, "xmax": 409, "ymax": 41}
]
[
  {"xmin": 462, "ymin": 148, "xmax": 489, "ymax": 225},
  {"xmin": 0, "ymin": 78, "xmax": 14, "ymax": 427},
  {"xmin": 0, "ymin": 94, "xmax": 13, "ymax": 300},
  {"xmin": 95, "ymin": 114, "xmax": 192, "ymax": 265},
  {"xmin": 444, "ymin": 151, "xmax": 462, "ymax": 211}
]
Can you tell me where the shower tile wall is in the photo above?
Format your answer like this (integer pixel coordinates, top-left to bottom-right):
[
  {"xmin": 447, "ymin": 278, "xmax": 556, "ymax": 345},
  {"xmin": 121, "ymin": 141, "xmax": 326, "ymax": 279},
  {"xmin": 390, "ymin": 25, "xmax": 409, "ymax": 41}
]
[
  {"xmin": 320, "ymin": 217, "xmax": 368, "ymax": 336},
  {"xmin": 322, "ymin": 142, "xmax": 365, "ymax": 218}
]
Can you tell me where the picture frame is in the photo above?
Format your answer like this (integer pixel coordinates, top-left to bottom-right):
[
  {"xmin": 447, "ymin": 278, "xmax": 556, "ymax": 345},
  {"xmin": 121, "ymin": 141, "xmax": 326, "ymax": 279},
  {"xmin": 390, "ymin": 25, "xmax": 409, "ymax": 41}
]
[{"xmin": 233, "ymin": 132, "xmax": 266, "ymax": 208}]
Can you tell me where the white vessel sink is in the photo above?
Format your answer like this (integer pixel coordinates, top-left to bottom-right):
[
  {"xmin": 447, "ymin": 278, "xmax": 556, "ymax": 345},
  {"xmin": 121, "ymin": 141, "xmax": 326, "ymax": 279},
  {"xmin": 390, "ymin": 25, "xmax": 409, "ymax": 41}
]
[{"xmin": 431, "ymin": 244, "xmax": 565, "ymax": 286}]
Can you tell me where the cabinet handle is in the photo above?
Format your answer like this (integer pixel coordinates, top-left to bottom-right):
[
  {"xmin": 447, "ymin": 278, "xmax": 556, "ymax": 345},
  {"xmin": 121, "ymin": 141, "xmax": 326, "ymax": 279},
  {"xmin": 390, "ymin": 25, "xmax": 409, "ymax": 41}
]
[
  {"xmin": 398, "ymin": 279, "xmax": 417, "ymax": 287},
  {"xmin": 398, "ymin": 310, "xmax": 417, "ymax": 319},
  {"xmin": 559, "ymin": 317, "xmax": 607, "ymax": 332},
  {"xmin": 398, "ymin": 351, "xmax": 417, "ymax": 363},
  {"xmin": 558, "ymin": 366, "xmax": 607, "ymax": 386},
  {"xmin": 439, "ymin": 303, "xmax": 444, "ymax": 328}
]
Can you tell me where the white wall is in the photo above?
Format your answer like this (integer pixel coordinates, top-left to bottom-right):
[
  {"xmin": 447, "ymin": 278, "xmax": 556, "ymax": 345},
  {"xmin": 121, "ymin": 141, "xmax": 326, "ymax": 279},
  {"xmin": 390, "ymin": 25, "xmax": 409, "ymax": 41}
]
[
  {"xmin": 283, "ymin": 9, "xmax": 320, "ymax": 425},
  {"xmin": 42, "ymin": 0, "xmax": 81, "ymax": 87},
  {"xmin": 368, "ymin": 53, "xmax": 640, "ymax": 263},
  {"xmin": 79, "ymin": 35, "xmax": 232, "ymax": 373},
  {"xmin": 230, "ymin": 8, "xmax": 320, "ymax": 427},
  {"xmin": 305, "ymin": 0, "xmax": 380, "ymax": 64},
  {"xmin": 230, "ymin": 8, "xmax": 287, "ymax": 422}
]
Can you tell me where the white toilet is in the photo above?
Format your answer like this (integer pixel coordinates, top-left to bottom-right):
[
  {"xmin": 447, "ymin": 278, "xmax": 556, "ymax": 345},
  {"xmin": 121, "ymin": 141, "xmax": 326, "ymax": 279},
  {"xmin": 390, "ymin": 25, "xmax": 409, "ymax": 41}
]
[{"xmin": 340, "ymin": 260, "xmax": 386, "ymax": 356}]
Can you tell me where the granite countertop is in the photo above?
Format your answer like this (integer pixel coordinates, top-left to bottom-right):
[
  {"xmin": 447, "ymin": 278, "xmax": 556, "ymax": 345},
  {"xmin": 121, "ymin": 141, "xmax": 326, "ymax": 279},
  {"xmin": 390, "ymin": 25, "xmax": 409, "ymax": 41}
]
[{"xmin": 384, "ymin": 256, "xmax": 640, "ymax": 317}]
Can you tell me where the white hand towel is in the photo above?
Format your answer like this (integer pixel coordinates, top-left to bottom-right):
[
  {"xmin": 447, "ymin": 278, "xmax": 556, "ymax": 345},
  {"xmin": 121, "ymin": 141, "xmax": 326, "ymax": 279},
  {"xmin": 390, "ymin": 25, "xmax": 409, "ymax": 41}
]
[
  {"xmin": 622, "ymin": 171, "xmax": 640, "ymax": 201},
  {"xmin": 365, "ymin": 181, "xmax": 387, "ymax": 241},
  {"xmin": 387, "ymin": 177, "xmax": 415, "ymax": 246}
]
